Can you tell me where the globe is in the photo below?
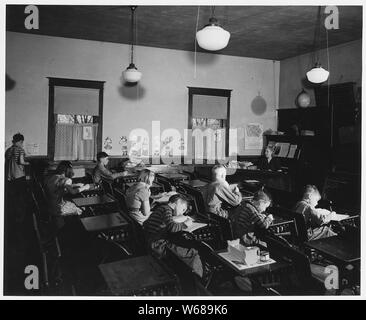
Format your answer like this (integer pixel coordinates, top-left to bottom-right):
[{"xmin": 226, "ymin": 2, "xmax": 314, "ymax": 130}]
[{"xmin": 296, "ymin": 89, "xmax": 311, "ymax": 108}]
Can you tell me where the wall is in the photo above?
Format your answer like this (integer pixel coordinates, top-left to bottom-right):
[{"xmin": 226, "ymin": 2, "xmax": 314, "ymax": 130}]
[
  {"xmin": 279, "ymin": 39, "xmax": 362, "ymax": 109},
  {"xmin": 6, "ymin": 31, "xmax": 280, "ymax": 157}
]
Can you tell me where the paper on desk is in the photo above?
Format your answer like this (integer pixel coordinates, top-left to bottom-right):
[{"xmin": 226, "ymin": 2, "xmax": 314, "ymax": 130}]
[
  {"xmin": 330, "ymin": 212, "xmax": 350, "ymax": 222},
  {"xmin": 244, "ymin": 179, "xmax": 260, "ymax": 184},
  {"xmin": 153, "ymin": 191, "xmax": 178, "ymax": 203},
  {"xmin": 185, "ymin": 222, "xmax": 207, "ymax": 233}
]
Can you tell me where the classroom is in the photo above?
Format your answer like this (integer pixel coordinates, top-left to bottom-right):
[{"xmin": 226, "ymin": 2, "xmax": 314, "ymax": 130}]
[{"xmin": 4, "ymin": 4, "xmax": 362, "ymax": 296}]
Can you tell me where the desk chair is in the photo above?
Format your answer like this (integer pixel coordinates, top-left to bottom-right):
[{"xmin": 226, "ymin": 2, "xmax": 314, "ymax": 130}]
[
  {"xmin": 101, "ymin": 178, "xmax": 115, "ymax": 198},
  {"xmin": 164, "ymin": 236, "xmax": 222, "ymax": 296},
  {"xmin": 113, "ymin": 187, "xmax": 149, "ymax": 255},
  {"xmin": 264, "ymin": 234, "xmax": 324, "ymax": 295},
  {"xmin": 266, "ymin": 206, "xmax": 302, "ymax": 245},
  {"xmin": 32, "ymin": 180, "xmax": 53, "ymax": 223},
  {"xmin": 268, "ymin": 206, "xmax": 309, "ymax": 245},
  {"xmin": 178, "ymin": 183, "xmax": 207, "ymax": 214},
  {"xmin": 30, "ymin": 190, "xmax": 62, "ymax": 291},
  {"xmin": 157, "ymin": 178, "xmax": 174, "ymax": 192},
  {"xmin": 113, "ymin": 187, "xmax": 129, "ymax": 212},
  {"xmin": 99, "ymin": 255, "xmax": 182, "ymax": 296},
  {"xmin": 207, "ymin": 213, "xmax": 234, "ymax": 247}
]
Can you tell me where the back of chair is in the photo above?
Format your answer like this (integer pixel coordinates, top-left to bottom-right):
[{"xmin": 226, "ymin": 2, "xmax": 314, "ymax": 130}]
[
  {"xmin": 113, "ymin": 187, "xmax": 129, "ymax": 213},
  {"xmin": 264, "ymin": 234, "xmax": 316, "ymax": 293},
  {"xmin": 32, "ymin": 180, "xmax": 52, "ymax": 223},
  {"xmin": 292, "ymin": 213, "xmax": 309, "ymax": 244},
  {"xmin": 30, "ymin": 188, "xmax": 60, "ymax": 247},
  {"xmin": 156, "ymin": 178, "xmax": 174, "ymax": 192},
  {"xmin": 179, "ymin": 184, "xmax": 207, "ymax": 214},
  {"xmin": 101, "ymin": 178, "xmax": 115, "ymax": 197},
  {"xmin": 268, "ymin": 205, "xmax": 308, "ymax": 244},
  {"xmin": 208, "ymin": 213, "xmax": 234, "ymax": 246}
]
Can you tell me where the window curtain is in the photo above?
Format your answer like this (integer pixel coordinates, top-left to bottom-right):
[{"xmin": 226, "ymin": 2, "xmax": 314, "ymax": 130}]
[
  {"xmin": 77, "ymin": 124, "xmax": 98, "ymax": 161},
  {"xmin": 54, "ymin": 124, "xmax": 78, "ymax": 160},
  {"xmin": 54, "ymin": 123, "xmax": 98, "ymax": 161}
]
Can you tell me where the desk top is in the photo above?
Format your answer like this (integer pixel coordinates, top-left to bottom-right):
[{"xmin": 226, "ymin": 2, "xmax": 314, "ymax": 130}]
[
  {"xmin": 116, "ymin": 172, "xmax": 138, "ymax": 179},
  {"xmin": 227, "ymin": 168, "xmax": 288, "ymax": 176},
  {"xmin": 305, "ymin": 235, "xmax": 360, "ymax": 264},
  {"xmin": 125, "ymin": 182, "xmax": 162, "ymax": 189},
  {"xmin": 181, "ymin": 179, "xmax": 208, "ymax": 188},
  {"xmin": 214, "ymin": 249, "xmax": 289, "ymax": 277},
  {"xmin": 158, "ymin": 173, "xmax": 188, "ymax": 180},
  {"xmin": 72, "ymin": 194, "xmax": 116, "ymax": 207},
  {"xmin": 81, "ymin": 212, "xmax": 128, "ymax": 232},
  {"xmin": 99, "ymin": 255, "xmax": 175, "ymax": 294}
]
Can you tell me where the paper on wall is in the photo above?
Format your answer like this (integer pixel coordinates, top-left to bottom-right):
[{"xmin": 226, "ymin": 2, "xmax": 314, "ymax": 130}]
[
  {"xmin": 244, "ymin": 123, "xmax": 263, "ymax": 150},
  {"xmin": 83, "ymin": 126, "xmax": 93, "ymax": 140},
  {"xmin": 25, "ymin": 143, "xmax": 39, "ymax": 156}
]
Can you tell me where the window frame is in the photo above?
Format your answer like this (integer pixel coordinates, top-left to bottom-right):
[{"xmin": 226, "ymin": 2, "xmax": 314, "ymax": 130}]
[
  {"xmin": 47, "ymin": 77, "xmax": 105, "ymax": 161},
  {"xmin": 187, "ymin": 86, "xmax": 232, "ymax": 157}
]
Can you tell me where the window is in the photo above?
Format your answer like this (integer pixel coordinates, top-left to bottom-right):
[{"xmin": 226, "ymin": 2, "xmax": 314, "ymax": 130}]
[
  {"xmin": 188, "ymin": 87, "xmax": 231, "ymax": 160},
  {"xmin": 48, "ymin": 78, "xmax": 105, "ymax": 161}
]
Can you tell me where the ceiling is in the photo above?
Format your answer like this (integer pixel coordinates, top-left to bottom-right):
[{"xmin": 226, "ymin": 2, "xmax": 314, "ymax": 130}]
[{"xmin": 6, "ymin": 5, "xmax": 363, "ymax": 60}]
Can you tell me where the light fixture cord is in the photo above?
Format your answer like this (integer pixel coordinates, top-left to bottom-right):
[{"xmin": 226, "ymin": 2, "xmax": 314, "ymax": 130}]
[
  {"xmin": 130, "ymin": 7, "xmax": 135, "ymax": 65},
  {"xmin": 326, "ymin": 26, "xmax": 331, "ymax": 146},
  {"xmin": 326, "ymin": 27, "xmax": 330, "ymax": 84},
  {"xmin": 273, "ymin": 60, "xmax": 277, "ymax": 109},
  {"xmin": 211, "ymin": 6, "xmax": 216, "ymax": 18},
  {"xmin": 135, "ymin": 8, "xmax": 140, "ymax": 99},
  {"xmin": 317, "ymin": 6, "xmax": 322, "ymax": 63},
  {"xmin": 311, "ymin": 6, "xmax": 321, "ymax": 65},
  {"xmin": 194, "ymin": 6, "xmax": 200, "ymax": 79}
]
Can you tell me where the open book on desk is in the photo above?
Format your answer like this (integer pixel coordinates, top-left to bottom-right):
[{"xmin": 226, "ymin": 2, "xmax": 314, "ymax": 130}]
[
  {"xmin": 173, "ymin": 215, "xmax": 207, "ymax": 233},
  {"xmin": 185, "ymin": 222, "xmax": 207, "ymax": 233},
  {"xmin": 151, "ymin": 191, "xmax": 178, "ymax": 204}
]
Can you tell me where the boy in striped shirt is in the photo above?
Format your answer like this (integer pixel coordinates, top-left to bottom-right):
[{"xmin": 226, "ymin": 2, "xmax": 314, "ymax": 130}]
[
  {"xmin": 231, "ymin": 190, "xmax": 274, "ymax": 244},
  {"xmin": 143, "ymin": 194, "xmax": 203, "ymax": 277},
  {"xmin": 5, "ymin": 133, "xmax": 29, "ymax": 226}
]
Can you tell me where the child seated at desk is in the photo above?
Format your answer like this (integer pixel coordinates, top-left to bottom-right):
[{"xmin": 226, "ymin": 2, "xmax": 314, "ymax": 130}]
[
  {"xmin": 93, "ymin": 152, "xmax": 128, "ymax": 186},
  {"xmin": 293, "ymin": 185, "xmax": 336, "ymax": 241},
  {"xmin": 125, "ymin": 169, "xmax": 155, "ymax": 225},
  {"xmin": 204, "ymin": 165, "xmax": 242, "ymax": 219},
  {"xmin": 143, "ymin": 194, "xmax": 203, "ymax": 277},
  {"xmin": 230, "ymin": 190, "xmax": 274, "ymax": 245},
  {"xmin": 44, "ymin": 161, "xmax": 90, "ymax": 229}
]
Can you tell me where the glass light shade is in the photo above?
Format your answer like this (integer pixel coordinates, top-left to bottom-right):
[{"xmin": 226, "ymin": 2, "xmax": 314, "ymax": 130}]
[
  {"xmin": 306, "ymin": 66, "xmax": 329, "ymax": 84},
  {"xmin": 122, "ymin": 63, "xmax": 142, "ymax": 83},
  {"xmin": 196, "ymin": 25, "xmax": 230, "ymax": 51},
  {"xmin": 296, "ymin": 89, "xmax": 311, "ymax": 108}
]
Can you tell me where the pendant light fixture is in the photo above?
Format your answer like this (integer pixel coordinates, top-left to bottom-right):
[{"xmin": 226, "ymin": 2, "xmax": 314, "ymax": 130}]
[
  {"xmin": 196, "ymin": 6, "xmax": 230, "ymax": 51},
  {"xmin": 306, "ymin": 6, "xmax": 329, "ymax": 84},
  {"xmin": 122, "ymin": 6, "xmax": 142, "ymax": 83}
]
